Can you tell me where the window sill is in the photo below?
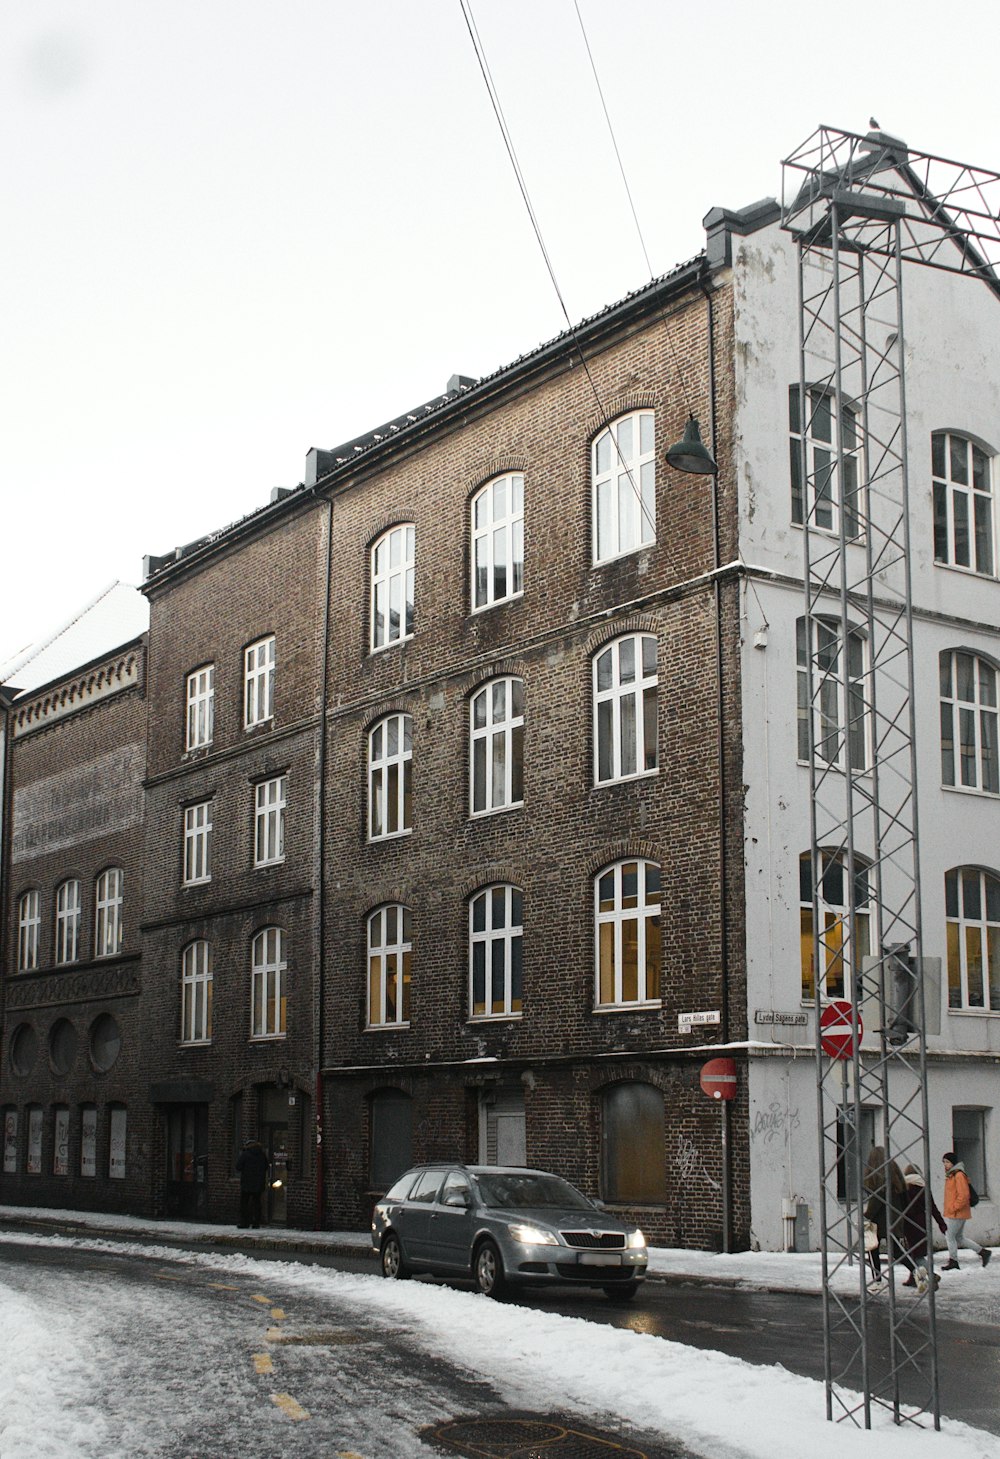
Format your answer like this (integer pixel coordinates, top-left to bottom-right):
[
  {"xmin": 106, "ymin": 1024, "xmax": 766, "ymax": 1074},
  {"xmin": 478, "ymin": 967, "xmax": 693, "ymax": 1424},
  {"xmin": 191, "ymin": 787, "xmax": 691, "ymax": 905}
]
[
  {"xmin": 370, "ymin": 635, "xmax": 414, "ymax": 656},
  {"xmin": 467, "ymin": 1012, "xmax": 523, "ymax": 1025},
  {"xmin": 941, "ymin": 782, "xmax": 999, "ymax": 800},
  {"xmin": 593, "ymin": 1001, "xmax": 662, "ymax": 1014},
  {"xmin": 244, "ymin": 718, "xmax": 275, "ymax": 734},
  {"xmin": 369, "ymin": 828, "xmax": 413, "ymax": 845},
  {"xmin": 365, "ymin": 1022, "xmax": 411, "ymax": 1032},
  {"xmin": 932, "ymin": 557, "xmax": 997, "ymax": 583},
  {"xmin": 594, "ymin": 769, "xmax": 658, "ymax": 789},
  {"xmin": 592, "ymin": 544, "xmax": 656, "ymax": 569},
  {"xmin": 471, "ymin": 591, "xmax": 525, "ymax": 617},
  {"xmin": 182, "ymin": 877, "xmax": 212, "ymax": 889},
  {"xmin": 253, "ymin": 858, "xmax": 286, "ymax": 870},
  {"xmin": 947, "ymin": 1007, "xmax": 1000, "ymax": 1017},
  {"xmin": 469, "ymin": 801, "xmax": 524, "ymax": 821},
  {"xmin": 179, "ymin": 1039, "xmax": 213, "ymax": 1048},
  {"xmin": 250, "ymin": 1033, "xmax": 287, "ymax": 1043}
]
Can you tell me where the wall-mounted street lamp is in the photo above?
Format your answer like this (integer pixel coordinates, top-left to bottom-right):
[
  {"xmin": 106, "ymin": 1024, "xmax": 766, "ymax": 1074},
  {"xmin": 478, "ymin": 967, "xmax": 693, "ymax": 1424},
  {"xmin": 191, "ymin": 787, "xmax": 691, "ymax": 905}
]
[{"xmin": 665, "ymin": 414, "xmax": 718, "ymax": 475}]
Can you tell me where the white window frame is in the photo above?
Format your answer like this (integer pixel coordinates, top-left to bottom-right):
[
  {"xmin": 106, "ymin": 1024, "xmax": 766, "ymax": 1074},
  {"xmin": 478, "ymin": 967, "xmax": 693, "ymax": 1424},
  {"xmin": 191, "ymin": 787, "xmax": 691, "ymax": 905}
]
[
  {"xmin": 946, "ymin": 867, "xmax": 1000, "ymax": 1012},
  {"xmin": 789, "ymin": 385, "xmax": 862, "ymax": 538},
  {"xmin": 800, "ymin": 850, "xmax": 872, "ymax": 1002},
  {"xmin": 932, "ymin": 431, "xmax": 995, "ymax": 576},
  {"xmin": 592, "ymin": 410, "xmax": 656, "ymax": 564},
  {"xmin": 244, "ymin": 635, "xmax": 276, "ymax": 728},
  {"xmin": 181, "ymin": 940, "xmax": 213, "ymax": 1044},
  {"xmin": 594, "ymin": 859, "xmax": 661, "ymax": 1009},
  {"xmin": 940, "ymin": 651, "xmax": 999, "ymax": 795},
  {"xmin": 593, "ymin": 633, "xmax": 658, "ymax": 784},
  {"xmin": 186, "ymin": 665, "xmax": 215, "ymax": 750},
  {"xmin": 367, "ymin": 905, "xmax": 411, "ymax": 1027},
  {"xmin": 796, "ymin": 616, "xmax": 869, "ymax": 772},
  {"xmin": 472, "ymin": 473, "xmax": 524, "ymax": 610},
  {"xmin": 17, "ymin": 890, "xmax": 40, "ymax": 972},
  {"xmin": 368, "ymin": 713, "xmax": 412, "ymax": 840},
  {"xmin": 183, "ymin": 801, "xmax": 213, "ymax": 884},
  {"xmin": 54, "ymin": 879, "xmax": 81, "ymax": 965},
  {"xmin": 371, "ymin": 524, "xmax": 415, "ymax": 651},
  {"xmin": 470, "ymin": 677, "xmax": 524, "ymax": 816},
  {"xmin": 251, "ymin": 927, "xmax": 287, "ymax": 1038},
  {"xmin": 254, "ymin": 775, "xmax": 286, "ymax": 867},
  {"xmin": 469, "ymin": 885, "xmax": 523, "ymax": 1019},
  {"xmin": 94, "ymin": 868, "xmax": 123, "ymax": 959}
]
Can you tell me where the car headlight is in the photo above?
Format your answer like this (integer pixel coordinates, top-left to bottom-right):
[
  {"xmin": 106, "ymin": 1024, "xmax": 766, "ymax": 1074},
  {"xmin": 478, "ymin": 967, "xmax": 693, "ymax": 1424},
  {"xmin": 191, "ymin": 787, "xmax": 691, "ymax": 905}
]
[
  {"xmin": 627, "ymin": 1228, "xmax": 646, "ymax": 1250},
  {"xmin": 507, "ymin": 1222, "xmax": 558, "ymax": 1246}
]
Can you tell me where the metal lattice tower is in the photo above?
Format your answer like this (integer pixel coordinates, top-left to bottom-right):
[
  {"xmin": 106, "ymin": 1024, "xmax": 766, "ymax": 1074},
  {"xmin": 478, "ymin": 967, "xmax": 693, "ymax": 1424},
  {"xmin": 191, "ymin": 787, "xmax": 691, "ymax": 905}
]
[{"xmin": 781, "ymin": 125, "xmax": 1000, "ymax": 1429}]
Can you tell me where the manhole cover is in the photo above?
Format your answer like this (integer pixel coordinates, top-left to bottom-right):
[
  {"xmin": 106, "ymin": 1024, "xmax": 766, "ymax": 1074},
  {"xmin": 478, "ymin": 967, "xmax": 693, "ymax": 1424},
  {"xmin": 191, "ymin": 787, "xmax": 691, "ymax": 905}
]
[{"xmin": 425, "ymin": 1416, "xmax": 652, "ymax": 1458}]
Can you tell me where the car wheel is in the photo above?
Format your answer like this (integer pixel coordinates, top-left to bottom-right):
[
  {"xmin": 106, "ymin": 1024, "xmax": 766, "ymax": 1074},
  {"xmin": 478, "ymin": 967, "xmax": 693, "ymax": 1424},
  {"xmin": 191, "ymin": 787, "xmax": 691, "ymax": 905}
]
[
  {"xmin": 474, "ymin": 1238, "xmax": 506, "ymax": 1298},
  {"xmin": 381, "ymin": 1233, "xmax": 409, "ymax": 1280},
  {"xmin": 603, "ymin": 1281, "xmax": 639, "ymax": 1303}
]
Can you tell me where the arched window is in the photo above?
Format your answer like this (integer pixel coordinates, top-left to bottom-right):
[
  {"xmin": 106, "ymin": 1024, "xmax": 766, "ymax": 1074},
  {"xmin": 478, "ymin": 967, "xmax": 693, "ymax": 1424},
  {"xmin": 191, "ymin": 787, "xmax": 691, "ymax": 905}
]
[
  {"xmin": 472, "ymin": 473, "xmax": 524, "ymax": 609},
  {"xmin": 470, "ymin": 677, "xmax": 524, "ymax": 815},
  {"xmin": 601, "ymin": 1082, "xmax": 666, "ymax": 1203},
  {"xmin": 800, "ymin": 850, "xmax": 872, "ymax": 1001},
  {"xmin": 796, "ymin": 616, "xmax": 869, "ymax": 771},
  {"xmin": 593, "ymin": 634, "xmax": 658, "ymax": 784},
  {"xmin": 251, "ymin": 928, "xmax": 286, "ymax": 1038},
  {"xmin": 17, "ymin": 890, "xmax": 40, "ymax": 972},
  {"xmin": 371, "ymin": 524, "xmax": 415, "ymax": 650},
  {"xmin": 940, "ymin": 651, "xmax": 999, "ymax": 794},
  {"xmin": 367, "ymin": 906, "xmax": 411, "ymax": 1027},
  {"xmin": 595, "ymin": 860, "xmax": 661, "ymax": 1008},
  {"xmin": 932, "ymin": 432, "xmax": 995, "ymax": 575},
  {"xmin": 94, "ymin": 868, "xmax": 124, "ymax": 959},
  {"xmin": 469, "ymin": 885, "xmax": 523, "ymax": 1018},
  {"xmin": 368, "ymin": 713, "xmax": 413, "ymax": 840},
  {"xmin": 946, "ymin": 867, "xmax": 1000, "ymax": 1011},
  {"xmin": 181, "ymin": 940, "xmax": 213, "ymax": 1044},
  {"xmin": 592, "ymin": 411, "xmax": 655, "ymax": 563},
  {"xmin": 789, "ymin": 385, "xmax": 861, "ymax": 537},
  {"xmin": 54, "ymin": 880, "xmax": 81, "ymax": 965}
]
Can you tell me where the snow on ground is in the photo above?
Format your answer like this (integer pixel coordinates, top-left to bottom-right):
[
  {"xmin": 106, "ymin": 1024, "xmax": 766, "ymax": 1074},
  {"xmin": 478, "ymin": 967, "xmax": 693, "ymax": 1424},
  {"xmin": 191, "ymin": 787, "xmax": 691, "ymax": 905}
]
[{"xmin": 1, "ymin": 1209, "xmax": 998, "ymax": 1459}]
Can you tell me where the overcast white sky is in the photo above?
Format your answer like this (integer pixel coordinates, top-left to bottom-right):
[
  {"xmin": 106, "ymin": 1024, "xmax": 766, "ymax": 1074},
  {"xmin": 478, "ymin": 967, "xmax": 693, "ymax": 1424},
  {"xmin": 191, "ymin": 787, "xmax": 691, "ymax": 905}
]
[{"xmin": 4, "ymin": 1, "xmax": 999, "ymax": 666}]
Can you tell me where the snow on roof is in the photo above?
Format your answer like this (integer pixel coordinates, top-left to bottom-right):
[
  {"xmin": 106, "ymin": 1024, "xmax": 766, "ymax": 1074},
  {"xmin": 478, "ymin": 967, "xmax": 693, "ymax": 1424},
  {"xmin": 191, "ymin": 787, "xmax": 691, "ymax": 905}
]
[{"xmin": 0, "ymin": 582, "xmax": 149, "ymax": 699}]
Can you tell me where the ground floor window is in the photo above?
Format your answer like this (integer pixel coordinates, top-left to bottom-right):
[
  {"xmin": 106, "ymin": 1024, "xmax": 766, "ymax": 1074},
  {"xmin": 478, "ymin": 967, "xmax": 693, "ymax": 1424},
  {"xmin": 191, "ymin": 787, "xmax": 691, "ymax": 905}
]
[
  {"xmin": 2, "ymin": 1109, "xmax": 17, "ymax": 1173},
  {"xmin": 80, "ymin": 1105, "xmax": 97, "ymax": 1176},
  {"xmin": 952, "ymin": 1106, "xmax": 988, "ymax": 1194},
  {"xmin": 109, "ymin": 1106, "xmax": 127, "ymax": 1179},
  {"xmin": 53, "ymin": 1107, "xmax": 70, "ymax": 1176},
  {"xmin": 836, "ymin": 1105, "xmax": 877, "ymax": 1202},
  {"xmin": 600, "ymin": 1081, "xmax": 666, "ymax": 1203}
]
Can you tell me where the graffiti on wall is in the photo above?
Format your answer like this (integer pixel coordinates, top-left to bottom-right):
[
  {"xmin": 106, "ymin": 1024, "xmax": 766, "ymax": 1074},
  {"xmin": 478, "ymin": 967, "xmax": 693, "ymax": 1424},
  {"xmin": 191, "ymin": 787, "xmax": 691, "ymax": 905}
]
[
  {"xmin": 675, "ymin": 1134, "xmax": 721, "ymax": 1191},
  {"xmin": 750, "ymin": 1099, "xmax": 802, "ymax": 1146}
]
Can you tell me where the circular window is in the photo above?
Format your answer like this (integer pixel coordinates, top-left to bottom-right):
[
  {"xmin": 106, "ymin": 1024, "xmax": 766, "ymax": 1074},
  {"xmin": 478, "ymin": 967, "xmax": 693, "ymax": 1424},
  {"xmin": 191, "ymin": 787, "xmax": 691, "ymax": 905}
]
[
  {"xmin": 89, "ymin": 1013, "xmax": 122, "ymax": 1072},
  {"xmin": 49, "ymin": 1018, "xmax": 78, "ymax": 1076},
  {"xmin": 10, "ymin": 1024, "xmax": 38, "ymax": 1077}
]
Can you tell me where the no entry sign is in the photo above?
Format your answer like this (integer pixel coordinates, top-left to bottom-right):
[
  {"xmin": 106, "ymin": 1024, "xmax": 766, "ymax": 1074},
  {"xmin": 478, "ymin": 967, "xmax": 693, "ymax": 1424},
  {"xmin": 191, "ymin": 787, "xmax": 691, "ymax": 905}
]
[
  {"xmin": 820, "ymin": 999, "xmax": 862, "ymax": 1060},
  {"xmin": 700, "ymin": 1057, "xmax": 737, "ymax": 1101}
]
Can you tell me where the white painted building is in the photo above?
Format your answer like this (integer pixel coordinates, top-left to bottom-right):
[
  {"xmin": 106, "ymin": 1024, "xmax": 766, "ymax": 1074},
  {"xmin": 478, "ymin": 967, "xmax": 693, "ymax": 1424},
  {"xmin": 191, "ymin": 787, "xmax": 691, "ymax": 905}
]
[{"xmin": 714, "ymin": 180, "xmax": 1000, "ymax": 1251}]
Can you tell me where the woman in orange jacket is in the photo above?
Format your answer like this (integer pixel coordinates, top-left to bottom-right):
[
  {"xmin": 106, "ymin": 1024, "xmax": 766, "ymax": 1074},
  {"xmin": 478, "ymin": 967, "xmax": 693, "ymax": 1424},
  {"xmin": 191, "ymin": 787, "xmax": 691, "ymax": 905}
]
[{"xmin": 941, "ymin": 1151, "xmax": 991, "ymax": 1271}]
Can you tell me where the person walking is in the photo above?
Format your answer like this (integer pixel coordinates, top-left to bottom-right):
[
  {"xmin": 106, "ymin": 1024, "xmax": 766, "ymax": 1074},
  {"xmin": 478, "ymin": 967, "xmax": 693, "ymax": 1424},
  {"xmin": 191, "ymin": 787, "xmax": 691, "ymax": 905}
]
[
  {"xmin": 941, "ymin": 1151, "xmax": 991, "ymax": 1270},
  {"xmin": 900, "ymin": 1164, "xmax": 946, "ymax": 1289},
  {"xmin": 863, "ymin": 1146, "xmax": 913, "ymax": 1284},
  {"xmin": 236, "ymin": 1138, "xmax": 270, "ymax": 1229}
]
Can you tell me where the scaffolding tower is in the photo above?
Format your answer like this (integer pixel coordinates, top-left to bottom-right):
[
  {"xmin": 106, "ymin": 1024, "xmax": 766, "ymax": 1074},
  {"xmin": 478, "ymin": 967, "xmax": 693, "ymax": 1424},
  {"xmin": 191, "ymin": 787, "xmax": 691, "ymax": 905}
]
[{"xmin": 781, "ymin": 125, "xmax": 1000, "ymax": 1428}]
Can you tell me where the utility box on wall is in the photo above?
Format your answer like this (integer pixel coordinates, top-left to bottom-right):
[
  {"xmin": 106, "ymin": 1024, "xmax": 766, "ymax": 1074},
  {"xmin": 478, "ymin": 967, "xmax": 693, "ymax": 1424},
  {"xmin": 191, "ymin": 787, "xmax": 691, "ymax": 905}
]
[{"xmin": 782, "ymin": 1197, "xmax": 810, "ymax": 1252}]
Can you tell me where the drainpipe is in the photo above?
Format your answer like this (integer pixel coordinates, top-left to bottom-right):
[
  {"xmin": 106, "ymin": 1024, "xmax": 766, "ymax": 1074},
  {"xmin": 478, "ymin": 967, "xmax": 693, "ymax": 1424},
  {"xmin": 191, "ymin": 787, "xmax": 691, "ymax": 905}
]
[
  {"xmin": 701, "ymin": 271, "xmax": 733, "ymax": 1252},
  {"xmin": 313, "ymin": 498, "xmax": 334, "ymax": 1229}
]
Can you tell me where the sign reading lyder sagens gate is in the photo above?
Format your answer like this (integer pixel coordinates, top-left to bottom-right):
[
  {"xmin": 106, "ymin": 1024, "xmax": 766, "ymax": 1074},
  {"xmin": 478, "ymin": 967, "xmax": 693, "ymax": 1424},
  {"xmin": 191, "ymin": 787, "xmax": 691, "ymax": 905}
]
[
  {"xmin": 819, "ymin": 998, "xmax": 863, "ymax": 1060},
  {"xmin": 699, "ymin": 1057, "xmax": 737, "ymax": 1101}
]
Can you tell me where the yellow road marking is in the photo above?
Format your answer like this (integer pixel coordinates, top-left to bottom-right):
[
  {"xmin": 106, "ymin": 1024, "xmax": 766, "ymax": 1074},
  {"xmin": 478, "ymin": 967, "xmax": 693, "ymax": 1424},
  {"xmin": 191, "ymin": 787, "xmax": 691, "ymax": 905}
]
[
  {"xmin": 252, "ymin": 1353, "xmax": 273, "ymax": 1375},
  {"xmin": 337, "ymin": 1452, "xmax": 366, "ymax": 1458},
  {"xmin": 266, "ymin": 1326, "xmax": 283, "ymax": 1342},
  {"xmin": 207, "ymin": 1282, "xmax": 239, "ymax": 1290},
  {"xmin": 271, "ymin": 1393, "xmax": 310, "ymax": 1421},
  {"xmin": 250, "ymin": 1293, "xmax": 272, "ymax": 1305},
  {"xmin": 270, "ymin": 1307, "xmax": 286, "ymax": 1320}
]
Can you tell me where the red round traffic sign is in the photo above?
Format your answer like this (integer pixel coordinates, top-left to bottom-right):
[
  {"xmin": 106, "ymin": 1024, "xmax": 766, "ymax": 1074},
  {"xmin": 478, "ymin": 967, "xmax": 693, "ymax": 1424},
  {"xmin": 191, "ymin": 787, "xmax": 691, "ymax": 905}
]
[
  {"xmin": 700, "ymin": 1057, "xmax": 737, "ymax": 1101},
  {"xmin": 820, "ymin": 999, "xmax": 862, "ymax": 1060}
]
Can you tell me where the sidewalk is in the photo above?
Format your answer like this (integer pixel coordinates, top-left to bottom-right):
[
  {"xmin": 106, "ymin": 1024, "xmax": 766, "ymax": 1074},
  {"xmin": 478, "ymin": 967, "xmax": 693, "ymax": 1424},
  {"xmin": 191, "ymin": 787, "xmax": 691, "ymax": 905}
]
[{"xmin": 3, "ymin": 1203, "xmax": 998, "ymax": 1323}]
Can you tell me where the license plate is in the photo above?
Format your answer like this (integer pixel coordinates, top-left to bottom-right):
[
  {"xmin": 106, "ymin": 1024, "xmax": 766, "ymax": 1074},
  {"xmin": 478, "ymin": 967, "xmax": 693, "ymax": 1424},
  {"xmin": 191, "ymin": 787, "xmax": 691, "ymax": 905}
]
[{"xmin": 578, "ymin": 1252, "xmax": 622, "ymax": 1267}]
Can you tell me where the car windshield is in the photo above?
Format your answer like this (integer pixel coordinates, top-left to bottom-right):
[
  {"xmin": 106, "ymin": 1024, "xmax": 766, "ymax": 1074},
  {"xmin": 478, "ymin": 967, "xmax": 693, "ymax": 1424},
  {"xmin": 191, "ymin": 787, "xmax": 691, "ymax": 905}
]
[{"xmin": 474, "ymin": 1171, "xmax": 594, "ymax": 1211}]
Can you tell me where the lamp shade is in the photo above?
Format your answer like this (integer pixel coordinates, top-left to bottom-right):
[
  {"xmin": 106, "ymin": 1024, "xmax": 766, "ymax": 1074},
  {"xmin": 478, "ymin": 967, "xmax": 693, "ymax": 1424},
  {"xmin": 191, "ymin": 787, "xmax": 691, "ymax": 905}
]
[{"xmin": 665, "ymin": 415, "xmax": 718, "ymax": 475}]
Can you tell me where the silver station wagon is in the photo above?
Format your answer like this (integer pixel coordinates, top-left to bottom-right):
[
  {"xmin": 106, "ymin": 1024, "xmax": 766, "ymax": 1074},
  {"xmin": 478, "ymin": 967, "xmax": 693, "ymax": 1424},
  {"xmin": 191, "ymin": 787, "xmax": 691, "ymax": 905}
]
[{"xmin": 371, "ymin": 1164, "xmax": 648, "ymax": 1300}]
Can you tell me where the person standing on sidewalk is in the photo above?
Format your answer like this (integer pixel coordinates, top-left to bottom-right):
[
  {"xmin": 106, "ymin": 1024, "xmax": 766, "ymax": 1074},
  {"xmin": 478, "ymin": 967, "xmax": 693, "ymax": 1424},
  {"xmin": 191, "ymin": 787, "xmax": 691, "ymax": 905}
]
[
  {"xmin": 940, "ymin": 1151, "xmax": 991, "ymax": 1270},
  {"xmin": 236, "ymin": 1139, "xmax": 270, "ymax": 1229}
]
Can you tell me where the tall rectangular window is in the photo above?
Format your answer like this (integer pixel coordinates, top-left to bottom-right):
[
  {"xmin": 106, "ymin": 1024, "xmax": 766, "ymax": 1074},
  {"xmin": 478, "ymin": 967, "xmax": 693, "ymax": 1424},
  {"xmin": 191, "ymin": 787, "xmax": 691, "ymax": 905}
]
[
  {"xmin": 251, "ymin": 927, "xmax": 287, "ymax": 1038},
  {"xmin": 595, "ymin": 860, "xmax": 661, "ymax": 1007},
  {"xmin": 939, "ymin": 651, "xmax": 999, "ymax": 795},
  {"xmin": 594, "ymin": 634, "xmax": 658, "ymax": 783},
  {"xmin": 53, "ymin": 1107, "xmax": 70, "ymax": 1177},
  {"xmin": 186, "ymin": 665, "xmax": 214, "ymax": 749},
  {"xmin": 952, "ymin": 1107, "xmax": 987, "ymax": 1195},
  {"xmin": 94, "ymin": 868, "xmax": 123, "ymax": 958},
  {"xmin": 471, "ymin": 678, "xmax": 524, "ymax": 815},
  {"xmin": 789, "ymin": 386, "xmax": 861, "ymax": 537},
  {"xmin": 796, "ymin": 617, "xmax": 869, "ymax": 772},
  {"xmin": 470, "ymin": 886, "xmax": 523, "ymax": 1018},
  {"xmin": 369, "ymin": 714, "xmax": 413, "ymax": 840},
  {"xmin": 472, "ymin": 474, "xmax": 524, "ymax": 609},
  {"xmin": 109, "ymin": 1107, "xmax": 127, "ymax": 1179},
  {"xmin": 17, "ymin": 890, "xmax": 40, "ymax": 971},
  {"xmin": 592, "ymin": 411, "xmax": 655, "ymax": 564},
  {"xmin": 244, "ymin": 636, "xmax": 276, "ymax": 727},
  {"xmin": 254, "ymin": 776, "xmax": 286, "ymax": 866},
  {"xmin": 181, "ymin": 940, "xmax": 213, "ymax": 1043},
  {"xmin": 183, "ymin": 801, "xmax": 213, "ymax": 884},
  {"xmin": 371, "ymin": 525, "xmax": 415, "ymax": 650},
  {"xmin": 933, "ymin": 432, "xmax": 995, "ymax": 575},
  {"xmin": 55, "ymin": 880, "xmax": 81, "ymax": 965},
  {"xmin": 80, "ymin": 1106, "xmax": 97, "ymax": 1177},
  {"xmin": 368, "ymin": 905, "xmax": 412, "ymax": 1026}
]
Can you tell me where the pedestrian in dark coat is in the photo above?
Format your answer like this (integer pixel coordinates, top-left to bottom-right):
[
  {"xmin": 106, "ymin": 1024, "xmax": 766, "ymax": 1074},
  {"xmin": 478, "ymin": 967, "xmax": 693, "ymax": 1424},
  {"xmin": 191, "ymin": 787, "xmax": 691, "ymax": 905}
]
[
  {"xmin": 236, "ymin": 1140, "xmax": 269, "ymax": 1229},
  {"xmin": 863, "ymin": 1145, "xmax": 911, "ymax": 1282},
  {"xmin": 899, "ymin": 1165, "xmax": 946, "ymax": 1288}
]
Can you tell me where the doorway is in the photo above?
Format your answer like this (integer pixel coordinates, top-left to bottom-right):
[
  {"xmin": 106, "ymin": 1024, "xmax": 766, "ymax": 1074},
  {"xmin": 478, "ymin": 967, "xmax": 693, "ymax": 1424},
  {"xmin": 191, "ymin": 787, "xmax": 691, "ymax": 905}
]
[
  {"xmin": 260, "ymin": 1086, "xmax": 290, "ymax": 1226},
  {"xmin": 165, "ymin": 1104, "xmax": 209, "ymax": 1218},
  {"xmin": 479, "ymin": 1088, "xmax": 526, "ymax": 1166}
]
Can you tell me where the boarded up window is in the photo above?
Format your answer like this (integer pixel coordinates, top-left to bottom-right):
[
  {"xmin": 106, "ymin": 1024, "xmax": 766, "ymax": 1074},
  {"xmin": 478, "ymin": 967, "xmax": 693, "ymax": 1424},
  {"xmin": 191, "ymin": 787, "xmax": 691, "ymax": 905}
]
[{"xmin": 601, "ymin": 1082, "xmax": 666, "ymax": 1203}]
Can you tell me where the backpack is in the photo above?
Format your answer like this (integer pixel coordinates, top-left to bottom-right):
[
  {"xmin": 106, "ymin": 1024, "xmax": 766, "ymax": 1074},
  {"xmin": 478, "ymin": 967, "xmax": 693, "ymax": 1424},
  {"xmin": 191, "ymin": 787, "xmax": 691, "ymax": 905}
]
[{"xmin": 968, "ymin": 1180, "xmax": 980, "ymax": 1208}]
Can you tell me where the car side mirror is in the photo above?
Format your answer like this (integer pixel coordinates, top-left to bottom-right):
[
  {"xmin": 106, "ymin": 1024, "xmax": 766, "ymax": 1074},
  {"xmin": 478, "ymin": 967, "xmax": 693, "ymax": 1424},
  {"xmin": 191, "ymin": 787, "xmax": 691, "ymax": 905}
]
[{"xmin": 443, "ymin": 1190, "xmax": 470, "ymax": 1208}]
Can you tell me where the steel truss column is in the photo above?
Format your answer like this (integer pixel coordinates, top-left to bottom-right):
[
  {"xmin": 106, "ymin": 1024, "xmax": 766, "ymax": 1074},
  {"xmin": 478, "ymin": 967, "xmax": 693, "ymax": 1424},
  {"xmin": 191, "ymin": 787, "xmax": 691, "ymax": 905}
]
[{"xmin": 794, "ymin": 202, "xmax": 939, "ymax": 1429}]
